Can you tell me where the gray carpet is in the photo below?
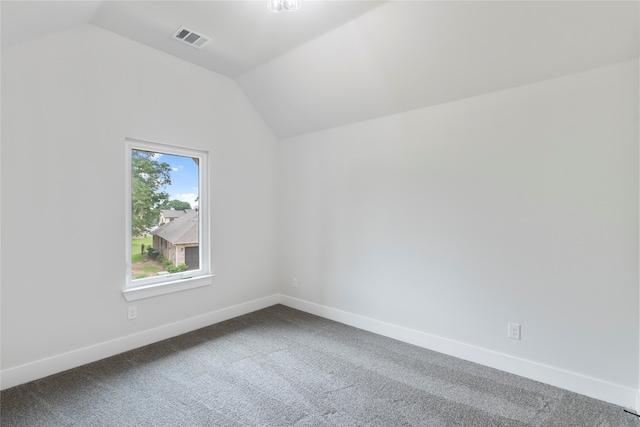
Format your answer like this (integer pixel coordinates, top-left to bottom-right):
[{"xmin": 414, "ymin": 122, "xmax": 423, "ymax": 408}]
[{"xmin": 1, "ymin": 305, "xmax": 638, "ymax": 426}]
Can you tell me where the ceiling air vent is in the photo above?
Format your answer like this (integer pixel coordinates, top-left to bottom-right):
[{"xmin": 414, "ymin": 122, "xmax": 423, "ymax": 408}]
[{"xmin": 172, "ymin": 26, "xmax": 211, "ymax": 49}]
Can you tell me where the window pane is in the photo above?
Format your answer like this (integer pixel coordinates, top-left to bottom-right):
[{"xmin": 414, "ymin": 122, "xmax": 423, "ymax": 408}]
[{"xmin": 130, "ymin": 149, "xmax": 199, "ymax": 281}]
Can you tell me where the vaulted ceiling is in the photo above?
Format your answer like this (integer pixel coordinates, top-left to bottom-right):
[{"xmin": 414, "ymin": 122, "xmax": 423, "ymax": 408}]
[{"xmin": 2, "ymin": 1, "xmax": 639, "ymax": 139}]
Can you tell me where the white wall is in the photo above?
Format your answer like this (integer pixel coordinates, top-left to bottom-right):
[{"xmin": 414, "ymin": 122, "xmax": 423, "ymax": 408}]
[
  {"xmin": 1, "ymin": 20, "xmax": 638, "ymax": 410},
  {"xmin": 1, "ymin": 24, "xmax": 279, "ymax": 384},
  {"xmin": 278, "ymin": 60, "xmax": 639, "ymax": 405}
]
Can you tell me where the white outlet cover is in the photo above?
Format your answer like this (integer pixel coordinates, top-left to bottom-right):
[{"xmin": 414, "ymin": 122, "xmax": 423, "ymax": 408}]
[{"xmin": 508, "ymin": 322, "xmax": 521, "ymax": 340}]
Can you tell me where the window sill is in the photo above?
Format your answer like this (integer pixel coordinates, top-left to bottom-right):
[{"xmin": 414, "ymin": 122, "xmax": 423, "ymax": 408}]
[{"xmin": 122, "ymin": 275, "xmax": 214, "ymax": 302}]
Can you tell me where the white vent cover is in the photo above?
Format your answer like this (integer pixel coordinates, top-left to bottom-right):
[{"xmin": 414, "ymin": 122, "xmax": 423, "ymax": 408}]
[{"xmin": 172, "ymin": 26, "xmax": 211, "ymax": 49}]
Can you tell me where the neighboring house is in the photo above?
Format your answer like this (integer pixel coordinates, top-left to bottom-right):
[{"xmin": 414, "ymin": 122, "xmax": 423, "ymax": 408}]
[
  {"xmin": 151, "ymin": 210, "xmax": 199, "ymax": 270},
  {"xmin": 159, "ymin": 208, "xmax": 193, "ymax": 225}
]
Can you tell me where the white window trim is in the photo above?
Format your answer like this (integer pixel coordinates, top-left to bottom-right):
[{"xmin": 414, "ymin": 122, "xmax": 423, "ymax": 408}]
[
  {"xmin": 123, "ymin": 137, "xmax": 212, "ymax": 301},
  {"xmin": 122, "ymin": 275, "xmax": 213, "ymax": 302}
]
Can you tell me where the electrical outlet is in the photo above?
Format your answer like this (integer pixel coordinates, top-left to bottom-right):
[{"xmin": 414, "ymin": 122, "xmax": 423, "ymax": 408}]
[
  {"xmin": 508, "ymin": 322, "xmax": 521, "ymax": 340},
  {"xmin": 292, "ymin": 277, "xmax": 298, "ymax": 288},
  {"xmin": 128, "ymin": 305, "xmax": 137, "ymax": 320}
]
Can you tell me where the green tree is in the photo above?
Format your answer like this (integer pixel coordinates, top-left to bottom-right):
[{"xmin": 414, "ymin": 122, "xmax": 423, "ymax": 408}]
[
  {"xmin": 160, "ymin": 199, "xmax": 192, "ymax": 211},
  {"xmin": 131, "ymin": 150, "xmax": 172, "ymax": 237}
]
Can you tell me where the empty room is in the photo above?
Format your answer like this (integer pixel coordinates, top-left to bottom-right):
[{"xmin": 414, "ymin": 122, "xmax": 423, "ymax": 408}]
[{"xmin": 1, "ymin": 1, "xmax": 639, "ymax": 425}]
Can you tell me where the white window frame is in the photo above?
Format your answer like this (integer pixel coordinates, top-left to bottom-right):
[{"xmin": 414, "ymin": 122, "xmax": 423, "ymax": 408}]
[{"xmin": 123, "ymin": 137, "xmax": 212, "ymax": 301}]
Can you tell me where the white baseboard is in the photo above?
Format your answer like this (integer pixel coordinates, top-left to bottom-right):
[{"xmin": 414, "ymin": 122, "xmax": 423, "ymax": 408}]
[
  {"xmin": 3, "ymin": 293, "xmax": 638, "ymax": 412},
  {"xmin": 0, "ymin": 294, "xmax": 280, "ymax": 390},
  {"xmin": 279, "ymin": 295, "xmax": 639, "ymax": 411}
]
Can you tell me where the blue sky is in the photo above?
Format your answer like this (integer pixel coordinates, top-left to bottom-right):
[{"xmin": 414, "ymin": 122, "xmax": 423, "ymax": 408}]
[{"xmin": 158, "ymin": 153, "xmax": 199, "ymax": 208}]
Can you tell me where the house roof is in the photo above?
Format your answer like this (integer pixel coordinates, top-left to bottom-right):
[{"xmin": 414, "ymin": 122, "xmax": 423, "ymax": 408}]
[
  {"xmin": 152, "ymin": 210, "xmax": 198, "ymax": 245},
  {"xmin": 161, "ymin": 209, "xmax": 189, "ymax": 219}
]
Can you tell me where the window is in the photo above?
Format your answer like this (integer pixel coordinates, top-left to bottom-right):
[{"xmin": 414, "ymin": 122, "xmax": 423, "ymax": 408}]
[{"xmin": 124, "ymin": 138, "xmax": 211, "ymax": 301}]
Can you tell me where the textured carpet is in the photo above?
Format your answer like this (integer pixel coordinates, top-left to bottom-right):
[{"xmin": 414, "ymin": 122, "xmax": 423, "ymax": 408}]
[{"xmin": 1, "ymin": 305, "xmax": 638, "ymax": 426}]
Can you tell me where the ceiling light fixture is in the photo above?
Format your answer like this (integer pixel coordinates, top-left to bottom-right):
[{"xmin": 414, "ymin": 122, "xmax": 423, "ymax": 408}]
[{"xmin": 268, "ymin": 0, "xmax": 301, "ymax": 13}]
